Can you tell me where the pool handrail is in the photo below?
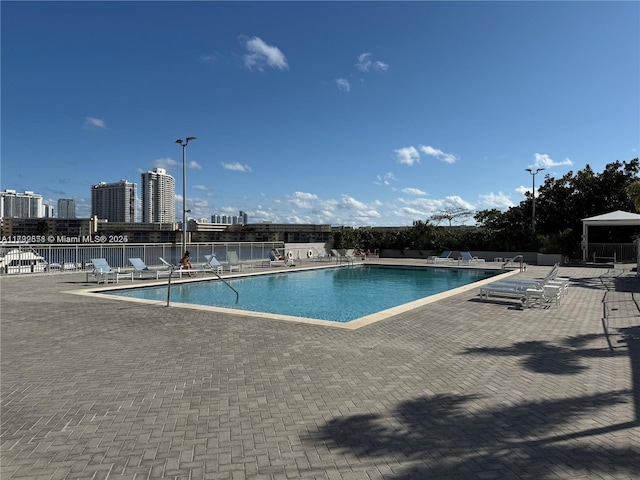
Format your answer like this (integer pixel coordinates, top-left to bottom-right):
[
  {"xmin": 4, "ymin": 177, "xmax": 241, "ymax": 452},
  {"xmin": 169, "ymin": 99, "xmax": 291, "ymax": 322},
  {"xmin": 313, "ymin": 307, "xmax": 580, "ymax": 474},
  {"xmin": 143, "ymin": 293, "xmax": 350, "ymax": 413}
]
[{"xmin": 204, "ymin": 255, "xmax": 239, "ymax": 303}]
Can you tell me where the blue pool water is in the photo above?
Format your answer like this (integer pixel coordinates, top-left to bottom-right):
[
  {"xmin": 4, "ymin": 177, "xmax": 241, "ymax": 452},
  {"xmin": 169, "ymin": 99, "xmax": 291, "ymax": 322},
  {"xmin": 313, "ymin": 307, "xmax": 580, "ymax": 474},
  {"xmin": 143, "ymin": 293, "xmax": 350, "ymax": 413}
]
[{"xmin": 106, "ymin": 265, "xmax": 500, "ymax": 323}]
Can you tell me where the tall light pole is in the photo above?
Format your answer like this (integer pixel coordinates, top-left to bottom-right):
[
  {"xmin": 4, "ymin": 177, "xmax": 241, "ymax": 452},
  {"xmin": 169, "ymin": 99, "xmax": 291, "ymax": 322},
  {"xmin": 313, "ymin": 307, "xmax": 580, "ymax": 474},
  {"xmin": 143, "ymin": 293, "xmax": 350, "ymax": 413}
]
[
  {"xmin": 525, "ymin": 167, "xmax": 545, "ymax": 233},
  {"xmin": 176, "ymin": 137, "xmax": 196, "ymax": 255}
]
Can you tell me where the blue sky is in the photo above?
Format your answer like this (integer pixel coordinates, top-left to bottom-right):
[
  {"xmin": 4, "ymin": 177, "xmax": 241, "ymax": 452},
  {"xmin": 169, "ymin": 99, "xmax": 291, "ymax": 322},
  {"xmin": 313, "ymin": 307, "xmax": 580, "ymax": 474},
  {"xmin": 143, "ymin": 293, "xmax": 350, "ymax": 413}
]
[{"xmin": 2, "ymin": 1, "xmax": 638, "ymax": 226}]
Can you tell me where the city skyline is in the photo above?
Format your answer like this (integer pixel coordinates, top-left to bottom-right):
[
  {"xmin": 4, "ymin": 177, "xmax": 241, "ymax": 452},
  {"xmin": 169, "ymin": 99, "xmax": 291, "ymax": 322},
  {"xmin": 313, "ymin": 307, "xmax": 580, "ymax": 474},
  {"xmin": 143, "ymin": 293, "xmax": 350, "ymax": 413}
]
[
  {"xmin": 0, "ymin": 185, "xmax": 247, "ymax": 225},
  {"xmin": 2, "ymin": 2, "xmax": 638, "ymax": 226}
]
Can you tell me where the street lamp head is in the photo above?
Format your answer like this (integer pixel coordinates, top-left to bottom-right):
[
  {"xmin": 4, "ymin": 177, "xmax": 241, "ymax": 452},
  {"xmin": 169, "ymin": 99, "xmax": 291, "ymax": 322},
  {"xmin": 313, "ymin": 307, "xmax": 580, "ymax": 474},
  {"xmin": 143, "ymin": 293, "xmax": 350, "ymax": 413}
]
[
  {"xmin": 525, "ymin": 168, "xmax": 532, "ymax": 173},
  {"xmin": 176, "ymin": 137, "xmax": 196, "ymax": 146}
]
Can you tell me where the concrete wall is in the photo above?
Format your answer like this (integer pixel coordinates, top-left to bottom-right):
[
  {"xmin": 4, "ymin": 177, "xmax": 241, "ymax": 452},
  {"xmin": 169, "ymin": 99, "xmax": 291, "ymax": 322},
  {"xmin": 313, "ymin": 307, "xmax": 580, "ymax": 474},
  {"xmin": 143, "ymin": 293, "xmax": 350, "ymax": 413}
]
[
  {"xmin": 282, "ymin": 245, "xmax": 564, "ymax": 266},
  {"xmin": 379, "ymin": 249, "xmax": 545, "ymax": 265},
  {"xmin": 284, "ymin": 243, "xmax": 331, "ymax": 260}
]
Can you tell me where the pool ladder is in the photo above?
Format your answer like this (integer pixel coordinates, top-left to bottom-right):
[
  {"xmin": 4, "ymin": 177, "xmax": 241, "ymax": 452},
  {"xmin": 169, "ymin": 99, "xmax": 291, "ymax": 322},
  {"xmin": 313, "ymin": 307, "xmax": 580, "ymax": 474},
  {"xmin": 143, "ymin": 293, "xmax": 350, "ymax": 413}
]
[{"xmin": 501, "ymin": 254, "xmax": 526, "ymax": 272}]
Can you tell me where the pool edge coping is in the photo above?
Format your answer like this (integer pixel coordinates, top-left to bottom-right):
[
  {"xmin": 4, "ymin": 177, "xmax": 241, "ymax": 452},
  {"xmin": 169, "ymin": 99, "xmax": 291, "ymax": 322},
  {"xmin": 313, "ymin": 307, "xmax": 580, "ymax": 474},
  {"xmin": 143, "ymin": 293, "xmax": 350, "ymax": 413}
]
[{"xmin": 64, "ymin": 264, "xmax": 520, "ymax": 330}]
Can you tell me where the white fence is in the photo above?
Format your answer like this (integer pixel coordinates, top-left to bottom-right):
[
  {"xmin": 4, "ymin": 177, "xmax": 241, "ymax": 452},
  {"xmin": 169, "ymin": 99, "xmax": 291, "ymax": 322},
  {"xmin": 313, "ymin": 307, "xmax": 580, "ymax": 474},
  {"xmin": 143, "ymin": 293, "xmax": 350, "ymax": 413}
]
[
  {"xmin": 0, "ymin": 242, "xmax": 285, "ymax": 275},
  {"xmin": 587, "ymin": 243, "xmax": 637, "ymax": 263}
]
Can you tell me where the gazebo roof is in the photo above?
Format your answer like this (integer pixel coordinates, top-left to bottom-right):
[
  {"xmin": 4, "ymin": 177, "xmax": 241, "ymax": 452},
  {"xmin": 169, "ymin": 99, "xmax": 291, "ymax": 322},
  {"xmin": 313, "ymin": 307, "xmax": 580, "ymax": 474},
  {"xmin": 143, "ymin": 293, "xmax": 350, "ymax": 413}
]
[{"xmin": 582, "ymin": 210, "xmax": 640, "ymax": 226}]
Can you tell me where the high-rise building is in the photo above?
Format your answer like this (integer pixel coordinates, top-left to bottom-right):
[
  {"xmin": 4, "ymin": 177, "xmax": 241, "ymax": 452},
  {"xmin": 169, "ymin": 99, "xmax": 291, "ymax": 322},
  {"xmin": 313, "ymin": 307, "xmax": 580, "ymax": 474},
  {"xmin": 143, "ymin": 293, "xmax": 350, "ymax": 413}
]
[
  {"xmin": 0, "ymin": 189, "xmax": 43, "ymax": 218},
  {"xmin": 57, "ymin": 199, "xmax": 76, "ymax": 219},
  {"xmin": 141, "ymin": 167, "xmax": 175, "ymax": 223},
  {"xmin": 43, "ymin": 204, "xmax": 55, "ymax": 218},
  {"xmin": 91, "ymin": 180, "xmax": 136, "ymax": 222},
  {"xmin": 211, "ymin": 210, "xmax": 248, "ymax": 225}
]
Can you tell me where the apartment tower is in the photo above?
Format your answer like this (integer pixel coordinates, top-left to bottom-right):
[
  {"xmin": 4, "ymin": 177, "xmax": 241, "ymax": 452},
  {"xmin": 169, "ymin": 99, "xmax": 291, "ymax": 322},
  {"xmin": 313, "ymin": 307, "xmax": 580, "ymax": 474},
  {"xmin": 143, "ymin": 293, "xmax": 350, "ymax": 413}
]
[
  {"xmin": 57, "ymin": 198, "xmax": 76, "ymax": 219},
  {"xmin": 141, "ymin": 167, "xmax": 175, "ymax": 223},
  {"xmin": 0, "ymin": 189, "xmax": 44, "ymax": 218},
  {"xmin": 91, "ymin": 180, "xmax": 136, "ymax": 222}
]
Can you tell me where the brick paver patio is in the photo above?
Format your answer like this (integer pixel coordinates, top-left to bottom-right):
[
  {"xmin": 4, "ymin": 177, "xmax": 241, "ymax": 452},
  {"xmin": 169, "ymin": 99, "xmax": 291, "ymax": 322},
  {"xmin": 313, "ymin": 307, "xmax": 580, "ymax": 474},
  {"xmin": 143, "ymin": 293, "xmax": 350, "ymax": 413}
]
[{"xmin": 2, "ymin": 262, "xmax": 639, "ymax": 479}]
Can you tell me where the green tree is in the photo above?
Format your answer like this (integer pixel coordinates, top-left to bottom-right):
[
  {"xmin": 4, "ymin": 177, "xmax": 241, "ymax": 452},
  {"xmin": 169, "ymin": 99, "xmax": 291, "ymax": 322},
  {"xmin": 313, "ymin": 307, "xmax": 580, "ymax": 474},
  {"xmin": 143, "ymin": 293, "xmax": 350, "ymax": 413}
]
[
  {"xmin": 430, "ymin": 206, "xmax": 474, "ymax": 228},
  {"xmin": 626, "ymin": 180, "xmax": 640, "ymax": 212}
]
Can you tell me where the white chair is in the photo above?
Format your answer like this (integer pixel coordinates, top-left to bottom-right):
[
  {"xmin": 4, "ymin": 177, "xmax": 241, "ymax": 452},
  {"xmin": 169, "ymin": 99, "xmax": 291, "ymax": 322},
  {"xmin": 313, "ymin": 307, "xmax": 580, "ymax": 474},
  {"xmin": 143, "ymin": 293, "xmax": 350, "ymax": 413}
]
[
  {"xmin": 427, "ymin": 251, "xmax": 454, "ymax": 263},
  {"xmin": 87, "ymin": 258, "xmax": 133, "ymax": 284},
  {"xmin": 226, "ymin": 251, "xmax": 242, "ymax": 272},
  {"xmin": 459, "ymin": 252, "xmax": 485, "ymax": 264},
  {"xmin": 269, "ymin": 249, "xmax": 287, "ymax": 267},
  {"xmin": 129, "ymin": 258, "xmax": 172, "ymax": 279},
  {"xmin": 204, "ymin": 254, "xmax": 224, "ymax": 274}
]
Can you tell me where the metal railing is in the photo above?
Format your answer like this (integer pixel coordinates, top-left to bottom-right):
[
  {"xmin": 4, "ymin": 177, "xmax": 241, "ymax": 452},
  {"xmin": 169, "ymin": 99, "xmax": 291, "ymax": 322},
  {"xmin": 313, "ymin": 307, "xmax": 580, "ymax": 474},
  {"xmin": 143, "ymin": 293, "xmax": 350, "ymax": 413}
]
[
  {"xmin": 587, "ymin": 243, "xmax": 637, "ymax": 263},
  {"xmin": 0, "ymin": 242, "xmax": 285, "ymax": 276}
]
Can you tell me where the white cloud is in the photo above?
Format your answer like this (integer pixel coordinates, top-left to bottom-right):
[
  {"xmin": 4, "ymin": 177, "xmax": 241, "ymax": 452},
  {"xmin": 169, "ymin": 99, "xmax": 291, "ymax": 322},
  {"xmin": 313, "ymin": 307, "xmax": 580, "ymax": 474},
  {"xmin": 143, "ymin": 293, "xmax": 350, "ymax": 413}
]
[
  {"xmin": 338, "ymin": 195, "xmax": 381, "ymax": 219},
  {"xmin": 517, "ymin": 182, "xmax": 543, "ymax": 197},
  {"xmin": 335, "ymin": 78, "xmax": 351, "ymax": 92},
  {"xmin": 478, "ymin": 192, "xmax": 515, "ymax": 210},
  {"xmin": 188, "ymin": 161, "xmax": 202, "ymax": 170},
  {"xmin": 375, "ymin": 172, "xmax": 398, "ymax": 186},
  {"xmin": 240, "ymin": 36, "xmax": 288, "ymax": 71},
  {"xmin": 153, "ymin": 157, "xmax": 179, "ymax": 169},
  {"xmin": 419, "ymin": 145, "xmax": 457, "ymax": 164},
  {"xmin": 287, "ymin": 191, "xmax": 319, "ymax": 208},
  {"xmin": 199, "ymin": 53, "xmax": 220, "ymax": 64},
  {"xmin": 395, "ymin": 195, "xmax": 475, "ymax": 224},
  {"xmin": 193, "ymin": 185, "xmax": 209, "ymax": 192},
  {"xmin": 84, "ymin": 117, "xmax": 106, "ymax": 129},
  {"xmin": 355, "ymin": 53, "xmax": 389, "ymax": 73},
  {"xmin": 396, "ymin": 197, "xmax": 445, "ymax": 218},
  {"xmin": 531, "ymin": 153, "xmax": 573, "ymax": 169},
  {"xmin": 339, "ymin": 195, "xmax": 368, "ymax": 211},
  {"xmin": 395, "ymin": 146, "xmax": 420, "ymax": 166},
  {"xmin": 442, "ymin": 195, "xmax": 475, "ymax": 211},
  {"xmin": 401, "ymin": 187, "xmax": 427, "ymax": 196},
  {"xmin": 221, "ymin": 162, "xmax": 252, "ymax": 172}
]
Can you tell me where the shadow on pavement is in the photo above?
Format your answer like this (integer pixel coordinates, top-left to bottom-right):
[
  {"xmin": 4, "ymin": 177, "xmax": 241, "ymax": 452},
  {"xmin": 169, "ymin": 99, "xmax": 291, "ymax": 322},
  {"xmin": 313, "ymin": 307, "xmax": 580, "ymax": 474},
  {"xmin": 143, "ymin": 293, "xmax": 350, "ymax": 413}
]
[{"xmin": 303, "ymin": 390, "xmax": 640, "ymax": 479}]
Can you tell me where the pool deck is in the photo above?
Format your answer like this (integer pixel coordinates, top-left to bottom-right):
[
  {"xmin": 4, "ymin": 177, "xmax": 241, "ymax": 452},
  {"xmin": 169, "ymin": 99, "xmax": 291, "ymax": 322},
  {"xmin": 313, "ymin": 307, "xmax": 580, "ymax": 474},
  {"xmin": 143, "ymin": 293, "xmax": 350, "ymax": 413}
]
[{"xmin": 2, "ymin": 260, "xmax": 639, "ymax": 479}]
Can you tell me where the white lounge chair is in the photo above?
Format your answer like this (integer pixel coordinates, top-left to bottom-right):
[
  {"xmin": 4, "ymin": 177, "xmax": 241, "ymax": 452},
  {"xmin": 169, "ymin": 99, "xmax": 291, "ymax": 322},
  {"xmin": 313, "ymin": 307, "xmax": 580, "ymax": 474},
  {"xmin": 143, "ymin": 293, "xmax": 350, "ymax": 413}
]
[
  {"xmin": 269, "ymin": 249, "xmax": 295, "ymax": 267},
  {"xmin": 427, "ymin": 250, "xmax": 454, "ymax": 263},
  {"xmin": 480, "ymin": 264, "xmax": 567, "ymax": 308},
  {"xmin": 269, "ymin": 250, "xmax": 287, "ymax": 267},
  {"xmin": 87, "ymin": 258, "xmax": 134, "ymax": 284},
  {"xmin": 128, "ymin": 257, "xmax": 172, "ymax": 279},
  {"xmin": 487, "ymin": 284, "xmax": 562, "ymax": 309},
  {"xmin": 459, "ymin": 252, "xmax": 485, "ymax": 264},
  {"xmin": 204, "ymin": 254, "xmax": 224, "ymax": 274},
  {"xmin": 331, "ymin": 249, "xmax": 353, "ymax": 265},
  {"xmin": 226, "ymin": 251, "xmax": 242, "ymax": 272},
  {"xmin": 479, "ymin": 282, "xmax": 541, "ymax": 308},
  {"xmin": 483, "ymin": 264, "xmax": 568, "ymax": 296}
]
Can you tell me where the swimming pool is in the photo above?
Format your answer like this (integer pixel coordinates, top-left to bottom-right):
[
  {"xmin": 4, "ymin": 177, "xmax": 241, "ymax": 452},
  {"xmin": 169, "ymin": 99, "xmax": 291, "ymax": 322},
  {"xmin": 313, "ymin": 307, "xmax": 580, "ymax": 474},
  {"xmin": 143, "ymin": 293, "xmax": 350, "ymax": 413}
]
[{"xmin": 105, "ymin": 265, "xmax": 501, "ymax": 324}]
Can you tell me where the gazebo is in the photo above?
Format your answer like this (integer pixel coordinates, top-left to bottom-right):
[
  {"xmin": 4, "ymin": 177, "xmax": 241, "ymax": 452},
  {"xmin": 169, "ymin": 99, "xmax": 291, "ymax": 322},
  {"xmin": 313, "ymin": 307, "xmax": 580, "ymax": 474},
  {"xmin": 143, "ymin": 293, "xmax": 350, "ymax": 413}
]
[{"xmin": 581, "ymin": 210, "xmax": 640, "ymax": 262}]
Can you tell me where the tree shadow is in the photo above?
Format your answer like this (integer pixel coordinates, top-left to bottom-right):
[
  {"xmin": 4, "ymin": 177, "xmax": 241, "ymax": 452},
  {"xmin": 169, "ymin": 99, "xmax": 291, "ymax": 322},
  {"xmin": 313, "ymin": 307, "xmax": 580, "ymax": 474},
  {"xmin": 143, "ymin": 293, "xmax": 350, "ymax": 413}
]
[
  {"xmin": 462, "ymin": 334, "xmax": 625, "ymax": 375},
  {"xmin": 613, "ymin": 276, "xmax": 640, "ymax": 293},
  {"xmin": 465, "ymin": 330, "xmax": 640, "ymax": 429},
  {"xmin": 563, "ymin": 271, "xmax": 640, "ymax": 293},
  {"xmin": 303, "ymin": 391, "xmax": 639, "ymax": 479},
  {"xmin": 619, "ymin": 326, "xmax": 640, "ymax": 421},
  {"xmin": 564, "ymin": 276, "xmax": 611, "ymax": 291}
]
